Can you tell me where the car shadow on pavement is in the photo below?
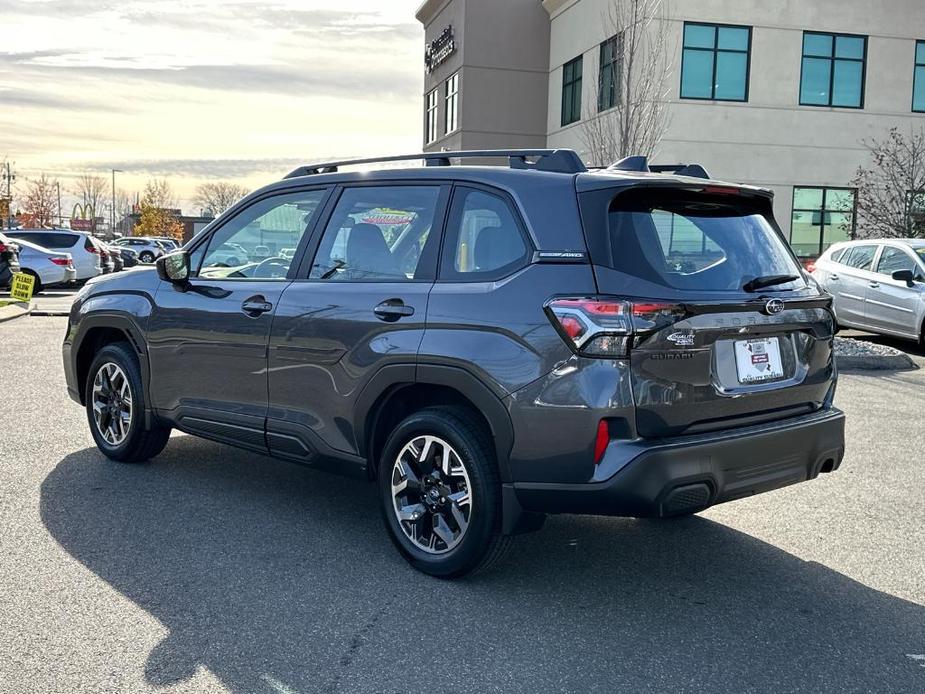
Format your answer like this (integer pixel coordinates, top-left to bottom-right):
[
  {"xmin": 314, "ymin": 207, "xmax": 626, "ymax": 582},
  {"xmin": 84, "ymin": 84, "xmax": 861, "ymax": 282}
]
[{"xmin": 41, "ymin": 437, "xmax": 925, "ymax": 694}]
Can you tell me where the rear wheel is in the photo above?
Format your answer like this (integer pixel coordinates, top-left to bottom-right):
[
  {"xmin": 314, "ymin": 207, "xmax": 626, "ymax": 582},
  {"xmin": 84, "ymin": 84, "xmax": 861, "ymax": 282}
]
[
  {"xmin": 86, "ymin": 343, "xmax": 170, "ymax": 463},
  {"xmin": 139, "ymin": 251, "xmax": 155, "ymax": 263},
  {"xmin": 378, "ymin": 407, "xmax": 511, "ymax": 578}
]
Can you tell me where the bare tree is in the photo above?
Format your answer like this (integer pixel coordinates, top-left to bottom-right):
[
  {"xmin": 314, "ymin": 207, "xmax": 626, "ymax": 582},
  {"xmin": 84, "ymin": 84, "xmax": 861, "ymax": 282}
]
[
  {"xmin": 850, "ymin": 127, "xmax": 925, "ymax": 239},
  {"xmin": 579, "ymin": 0, "xmax": 673, "ymax": 167},
  {"xmin": 20, "ymin": 173, "xmax": 58, "ymax": 228},
  {"xmin": 141, "ymin": 178, "xmax": 177, "ymax": 210},
  {"xmin": 193, "ymin": 181, "xmax": 248, "ymax": 216},
  {"xmin": 72, "ymin": 173, "xmax": 107, "ymax": 220}
]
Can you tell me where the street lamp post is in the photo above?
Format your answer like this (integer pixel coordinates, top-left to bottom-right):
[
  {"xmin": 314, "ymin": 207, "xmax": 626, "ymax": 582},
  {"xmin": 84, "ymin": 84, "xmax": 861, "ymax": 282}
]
[{"xmin": 111, "ymin": 169, "xmax": 122, "ymax": 236}]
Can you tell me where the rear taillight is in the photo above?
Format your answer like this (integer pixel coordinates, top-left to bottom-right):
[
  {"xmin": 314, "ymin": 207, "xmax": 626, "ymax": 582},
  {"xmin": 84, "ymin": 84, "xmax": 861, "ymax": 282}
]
[
  {"xmin": 805, "ymin": 260, "xmax": 817, "ymax": 273},
  {"xmin": 85, "ymin": 240, "xmax": 100, "ymax": 254},
  {"xmin": 50, "ymin": 257, "xmax": 70, "ymax": 266},
  {"xmin": 0, "ymin": 243, "xmax": 6, "ymax": 252},
  {"xmin": 545, "ymin": 296, "xmax": 686, "ymax": 358}
]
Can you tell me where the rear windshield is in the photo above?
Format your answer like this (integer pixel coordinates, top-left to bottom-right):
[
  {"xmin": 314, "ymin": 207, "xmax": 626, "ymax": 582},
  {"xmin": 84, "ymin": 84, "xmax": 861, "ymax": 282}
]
[{"xmin": 605, "ymin": 189, "xmax": 804, "ymax": 293}]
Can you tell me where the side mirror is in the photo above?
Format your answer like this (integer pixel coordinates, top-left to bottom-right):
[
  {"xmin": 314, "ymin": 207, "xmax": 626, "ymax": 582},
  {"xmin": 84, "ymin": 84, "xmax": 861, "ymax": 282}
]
[
  {"xmin": 156, "ymin": 251, "xmax": 191, "ymax": 286},
  {"xmin": 891, "ymin": 269, "xmax": 916, "ymax": 286}
]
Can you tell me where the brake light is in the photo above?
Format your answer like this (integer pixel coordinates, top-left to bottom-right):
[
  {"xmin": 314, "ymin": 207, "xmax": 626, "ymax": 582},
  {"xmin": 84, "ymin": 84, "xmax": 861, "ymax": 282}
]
[
  {"xmin": 546, "ymin": 296, "xmax": 686, "ymax": 358},
  {"xmin": 593, "ymin": 420, "xmax": 609, "ymax": 464},
  {"xmin": 85, "ymin": 240, "xmax": 101, "ymax": 254},
  {"xmin": 0, "ymin": 243, "xmax": 7, "ymax": 253},
  {"xmin": 50, "ymin": 257, "xmax": 70, "ymax": 266},
  {"xmin": 702, "ymin": 185, "xmax": 741, "ymax": 195},
  {"xmin": 805, "ymin": 260, "xmax": 817, "ymax": 273}
]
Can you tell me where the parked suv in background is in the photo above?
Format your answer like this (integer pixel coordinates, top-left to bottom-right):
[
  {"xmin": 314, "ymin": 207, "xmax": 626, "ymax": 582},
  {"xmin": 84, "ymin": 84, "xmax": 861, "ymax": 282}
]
[
  {"xmin": 6, "ymin": 229, "xmax": 102, "ymax": 281},
  {"xmin": 111, "ymin": 237, "xmax": 168, "ymax": 264},
  {"xmin": 63, "ymin": 150, "xmax": 845, "ymax": 577},
  {"xmin": 812, "ymin": 238, "xmax": 925, "ymax": 344},
  {"xmin": 0, "ymin": 232, "xmax": 21, "ymax": 288}
]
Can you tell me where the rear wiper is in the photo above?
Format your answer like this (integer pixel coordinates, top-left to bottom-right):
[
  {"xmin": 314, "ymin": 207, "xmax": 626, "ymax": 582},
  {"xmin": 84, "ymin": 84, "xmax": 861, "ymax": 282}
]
[{"xmin": 743, "ymin": 274, "xmax": 799, "ymax": 292}]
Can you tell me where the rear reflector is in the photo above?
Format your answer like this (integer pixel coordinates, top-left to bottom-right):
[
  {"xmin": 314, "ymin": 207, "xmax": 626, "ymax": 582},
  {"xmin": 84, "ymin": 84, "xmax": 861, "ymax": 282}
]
[{"xmin": 593, "ymin": 420, "xmax": 609, "ymax": 464}]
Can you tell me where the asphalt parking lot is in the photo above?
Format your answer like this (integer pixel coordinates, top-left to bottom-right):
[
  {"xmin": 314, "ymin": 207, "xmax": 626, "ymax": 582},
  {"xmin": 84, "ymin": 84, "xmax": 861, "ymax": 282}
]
[{"xmin": 1, "ymin": 316, "xmax": 923, "ymax": 694}]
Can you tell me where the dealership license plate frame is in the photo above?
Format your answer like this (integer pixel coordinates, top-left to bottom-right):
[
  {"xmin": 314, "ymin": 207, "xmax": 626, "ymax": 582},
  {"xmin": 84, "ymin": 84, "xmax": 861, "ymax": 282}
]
[{"xmin": 733, "ymin": 336, "xmax": 785, "ymax": 384}]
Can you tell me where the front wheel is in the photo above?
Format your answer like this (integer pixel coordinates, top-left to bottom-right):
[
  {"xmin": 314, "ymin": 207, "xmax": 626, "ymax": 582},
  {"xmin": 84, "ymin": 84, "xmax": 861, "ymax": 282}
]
[
  {"xmin": 378, "ymin": 407, "xmax": 511, "ymax": 578},
  {"xmin": 139, "ymin": 251, "xmax": 155, "ymax": 263},
  {"xmin": 86, "ymin": 343, "xmax": 170, "ymax": 463}
]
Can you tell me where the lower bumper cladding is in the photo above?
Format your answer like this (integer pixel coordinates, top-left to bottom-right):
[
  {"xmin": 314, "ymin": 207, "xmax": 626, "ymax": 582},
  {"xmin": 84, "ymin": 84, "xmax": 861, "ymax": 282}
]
[{"xmin": 509, "ymin": 408, "xmax": 845, "ymax": 519}]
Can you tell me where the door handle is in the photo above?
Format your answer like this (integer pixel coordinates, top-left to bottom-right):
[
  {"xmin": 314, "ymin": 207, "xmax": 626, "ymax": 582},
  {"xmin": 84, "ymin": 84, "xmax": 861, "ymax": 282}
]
[
  {"xmin": 374, "ymin": 299, "xmax": 414, "ymax": 322},
  {"xmin": 868, "ymin": 281, "xmax": 880, "ymax": 289},
  {"xmin": 241, "ymin": 295, "xmax": 273, "ymax": 317},
  {"xmin": 829, "ymin": 274, "xmax": 839, "ymax": 281}
]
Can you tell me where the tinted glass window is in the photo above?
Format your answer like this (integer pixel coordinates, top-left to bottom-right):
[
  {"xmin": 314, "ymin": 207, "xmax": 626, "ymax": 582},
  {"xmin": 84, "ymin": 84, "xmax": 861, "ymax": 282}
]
[
  {"xmin": 915, "ymin": 41, "xmax": 925, "ymax": 113},
  {"xmin": 681, "ymin": 23, "xmax": 751, "ymax": 101},
  {"xmin": 800, "ymin": 32, "xmax": 866, "ymax": 108},
  {"xmin": 310, "ymin": 186, "xmax": 440, "ymax": 281},
  {"xmin": 198, "ymin": 189, "xmax": 326, "ymax": 280},
  {"xmin": 441, "ymin": 188, "xmax": 528, "ymax": 280},
  {"xmin": 606, "ymin": 189, "xmax": 804, "ymax": 292},
  {"xmin": 841, "ymin": 245, "xmax": 876, "ymax": 270},
  {"xmin": 876, "ymin": 246, "xmax": 917, "ymax": 276},
  {"xmin": 790, "ymin": 187, "xmax": 855, "ymax": 258},
  {"xmin": 561, "ymin": 55, "xmax": 583, "ymax": 125}
]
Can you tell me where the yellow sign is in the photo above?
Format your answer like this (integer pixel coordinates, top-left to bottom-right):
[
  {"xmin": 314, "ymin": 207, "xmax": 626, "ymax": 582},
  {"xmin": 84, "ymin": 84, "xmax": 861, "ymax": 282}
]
[{"xmin": 9, "ymin": 272, "xmax": 35, "ymax": 303}]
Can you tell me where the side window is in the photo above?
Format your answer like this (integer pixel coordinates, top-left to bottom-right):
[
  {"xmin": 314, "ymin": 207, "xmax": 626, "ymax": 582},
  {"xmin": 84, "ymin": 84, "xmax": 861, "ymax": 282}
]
[
  {"xmin": 197, "ymin": 189, "xmax": 326, "ymax": 280},
  {"xmin": 309, "ymin": 185, "xmax": 441, "ymax": 281},
  {"xmin": 876, "ymin": 246, "xmax": 916, "ymax": 276},
  {"xmin": 841, "ymin": 244, "xmax": 876, "ymax": 270},
  {"xmin": 441, "ymin": 188, "xmax": 529, "ymax": 280}
]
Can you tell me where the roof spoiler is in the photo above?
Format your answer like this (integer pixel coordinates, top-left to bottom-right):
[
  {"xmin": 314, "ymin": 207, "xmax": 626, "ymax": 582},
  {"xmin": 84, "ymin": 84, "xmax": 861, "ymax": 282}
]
[{"xmin": 608, "ymin": 156, "xmax": 710, "ymax": 180}]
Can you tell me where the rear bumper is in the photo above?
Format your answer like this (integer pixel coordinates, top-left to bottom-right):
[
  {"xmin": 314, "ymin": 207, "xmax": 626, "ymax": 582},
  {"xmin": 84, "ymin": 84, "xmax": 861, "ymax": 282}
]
[{"xmin": 509, "ymin": 407, "xmax": 845, "ymax": 520}]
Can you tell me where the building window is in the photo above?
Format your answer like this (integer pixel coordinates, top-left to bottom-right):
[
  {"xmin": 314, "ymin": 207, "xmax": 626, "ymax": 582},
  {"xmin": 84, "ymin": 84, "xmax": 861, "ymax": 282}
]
[
  {"xmin": 561, "ymin": 55, "xmax": 583, "ymax": 126},
  {"xmin": 800, "ymin": 32, "xmax": 867, "ymax": 108},
  {"xmin": 680, "ymin": 22, "xmax": 751, "ymax": 101},
  {"xmin": 444, "ymin": 72, "xmax": 459, "ymax": 134},
  {"xmin": 598, "ymin": 34, "xmax": 621, "ymax": 111},
  {"xmin": 914, "ymin": 41, "xmax": 925, "ymax": 112},
  {"xmin": 425, "ymin": 89, "xmax": 438, "ymax": 144},
  {"xmin": 790, "ymin": 187, "xmax": 856, "ymax": 258}
]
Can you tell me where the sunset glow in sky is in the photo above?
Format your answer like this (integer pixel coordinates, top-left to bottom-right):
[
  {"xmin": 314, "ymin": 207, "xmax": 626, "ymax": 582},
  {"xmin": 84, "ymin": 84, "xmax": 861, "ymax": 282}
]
[{"xmin": 0, "ymin": 0, "xmax": 423, "ymax": 212}]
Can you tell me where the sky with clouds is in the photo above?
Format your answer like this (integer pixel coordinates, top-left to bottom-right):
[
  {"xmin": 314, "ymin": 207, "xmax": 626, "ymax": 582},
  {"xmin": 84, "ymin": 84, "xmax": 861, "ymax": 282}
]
[{"xmin": 0, "ymin": 0, "xmax": 424, "ymax": 213}]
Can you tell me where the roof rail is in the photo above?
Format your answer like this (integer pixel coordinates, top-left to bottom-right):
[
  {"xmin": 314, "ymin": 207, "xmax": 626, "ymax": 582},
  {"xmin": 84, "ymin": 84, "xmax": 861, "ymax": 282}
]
[
  {"xmin": 282, "ymin": 149, "xmax": 587, "ymax": 179},
  {"xmin": 608, "ymin": 156, "xmax": 710, "ymax": 180}
]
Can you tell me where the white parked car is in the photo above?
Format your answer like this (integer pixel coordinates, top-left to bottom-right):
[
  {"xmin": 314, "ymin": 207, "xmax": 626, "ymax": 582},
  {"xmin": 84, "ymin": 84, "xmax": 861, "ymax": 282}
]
[
  {"xmin": 111, "ymin": 237, "xmax": 169, "ymax": 264},
  {"xmin": 6, "ymin": 229, "xmax": 102, "ymax": 281},
  {"xmin": 14, "ymin": 238, "xmax": 76, "ymax": 293},
  {"xmin": 812, "ymin": 238, "xmax": 925, "ymax": 344}
]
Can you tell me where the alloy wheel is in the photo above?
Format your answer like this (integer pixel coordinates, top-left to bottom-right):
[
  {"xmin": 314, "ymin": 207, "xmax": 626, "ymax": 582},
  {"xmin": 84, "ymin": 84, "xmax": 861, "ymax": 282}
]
[
  {"xmin": 91, "ymin": 362, "xmax": 133, "ymax": 446},
  {"xmin": 390, "ymin": 435, "xmax": 472, "ymax": 554}
]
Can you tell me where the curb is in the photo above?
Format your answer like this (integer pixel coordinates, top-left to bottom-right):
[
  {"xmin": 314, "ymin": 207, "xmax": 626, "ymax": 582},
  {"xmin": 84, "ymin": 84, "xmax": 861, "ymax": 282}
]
[
  {"xmin": 836, "ymin": 353, "xmax": 917, "ymax": 371},
  {"xmin": 0, "ymin": 301, "xmax": 32, "ymax": 323}
]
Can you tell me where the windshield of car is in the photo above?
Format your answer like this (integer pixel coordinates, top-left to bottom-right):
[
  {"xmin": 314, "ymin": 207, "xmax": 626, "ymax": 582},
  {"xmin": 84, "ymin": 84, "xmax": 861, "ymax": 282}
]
[
  {"xmin": 915, "ymin": 247, "xmax": 925, "ymax": 264},
  {"xmin": 605, "ymin": 189, "xmax": 805, "ymax": 293}
]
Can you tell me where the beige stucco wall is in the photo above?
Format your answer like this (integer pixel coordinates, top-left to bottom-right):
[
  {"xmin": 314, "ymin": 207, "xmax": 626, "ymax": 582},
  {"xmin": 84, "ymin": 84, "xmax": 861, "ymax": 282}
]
[{"xmin": 543, "ymin": 0, "xmax": 925, "ymax": 235}]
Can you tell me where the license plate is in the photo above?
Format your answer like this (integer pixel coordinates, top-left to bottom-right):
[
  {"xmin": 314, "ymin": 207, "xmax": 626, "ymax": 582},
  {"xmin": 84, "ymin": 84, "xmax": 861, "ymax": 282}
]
[{"xmin": 734, "ymin": 337, "xmax": 784, "ymax": 384}]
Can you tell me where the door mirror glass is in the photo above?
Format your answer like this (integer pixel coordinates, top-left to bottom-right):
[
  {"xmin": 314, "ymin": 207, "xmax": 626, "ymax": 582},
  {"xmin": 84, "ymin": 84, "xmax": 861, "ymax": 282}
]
[
  {"xmin": 891, "ymin": 268, "xmax": 916, "ymax": 284},
  {"xmin": 157, "ymin": 251, "xmax": 191, "ymax": 284}
]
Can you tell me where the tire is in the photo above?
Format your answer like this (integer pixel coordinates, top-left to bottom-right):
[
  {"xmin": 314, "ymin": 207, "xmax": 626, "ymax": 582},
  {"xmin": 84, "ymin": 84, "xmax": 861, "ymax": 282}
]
[
  {"xmin": 23, "ymin": 269, "xmax": 42, "ymax": 295},
  {"xmin": 139, "ymin": 251, "xmax": 155, "ymax": 264},
  {"xmin": 378, "ymin": 407, "xmax": 512, "ymax": 578},
  {"xmin": 225, "ymin": 257, "xmax": 240, "ymax": 267},
  {"xmin": 85, "ymin": 343, "xmax": 171, "ymax": 463}
]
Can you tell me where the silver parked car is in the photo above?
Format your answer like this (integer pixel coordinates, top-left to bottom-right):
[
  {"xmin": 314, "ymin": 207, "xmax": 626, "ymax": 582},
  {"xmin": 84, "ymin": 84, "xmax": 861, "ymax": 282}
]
[
  {"xmin": 812, "ymin": 238, "xmax": 925, "ymax": 344},
  {"xmin": 6, "ymin": 229, "xmax": 102, "ymax": 281},
  {"xmin": 14, "ymin": 238, "xmax": 77, "ymax": 293},
  {"xmin": 111, "ymin": 236, "xmax": 168, "ymax": 264}
]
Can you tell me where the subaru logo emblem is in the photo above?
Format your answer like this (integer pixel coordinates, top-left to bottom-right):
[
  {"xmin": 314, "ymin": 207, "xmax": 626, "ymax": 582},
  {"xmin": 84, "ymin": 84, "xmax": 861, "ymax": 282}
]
[{"xmin": 764, "ymin": 299, "xmax": 785, "ymax": 315}]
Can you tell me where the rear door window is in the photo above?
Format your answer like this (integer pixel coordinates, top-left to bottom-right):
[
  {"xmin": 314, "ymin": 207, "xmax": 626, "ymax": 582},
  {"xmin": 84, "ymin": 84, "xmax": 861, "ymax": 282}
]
[
  {"xmin": 603, "ymin": 189, "xmax": 804, "ymax": 293},
  {"xmin": 841, "ymin": 244, "xmax": 876, "ymax": 270},
  {"xmin": 309, "ymin": 185, "xmax": 442, "ymax": 281}
]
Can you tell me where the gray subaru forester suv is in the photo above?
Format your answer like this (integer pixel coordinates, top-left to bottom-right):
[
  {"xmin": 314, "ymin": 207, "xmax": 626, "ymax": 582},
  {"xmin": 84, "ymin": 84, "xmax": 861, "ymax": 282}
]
[{"xmin": 63, "ymin": 150, "xmax": 845, "ymax": 577}]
